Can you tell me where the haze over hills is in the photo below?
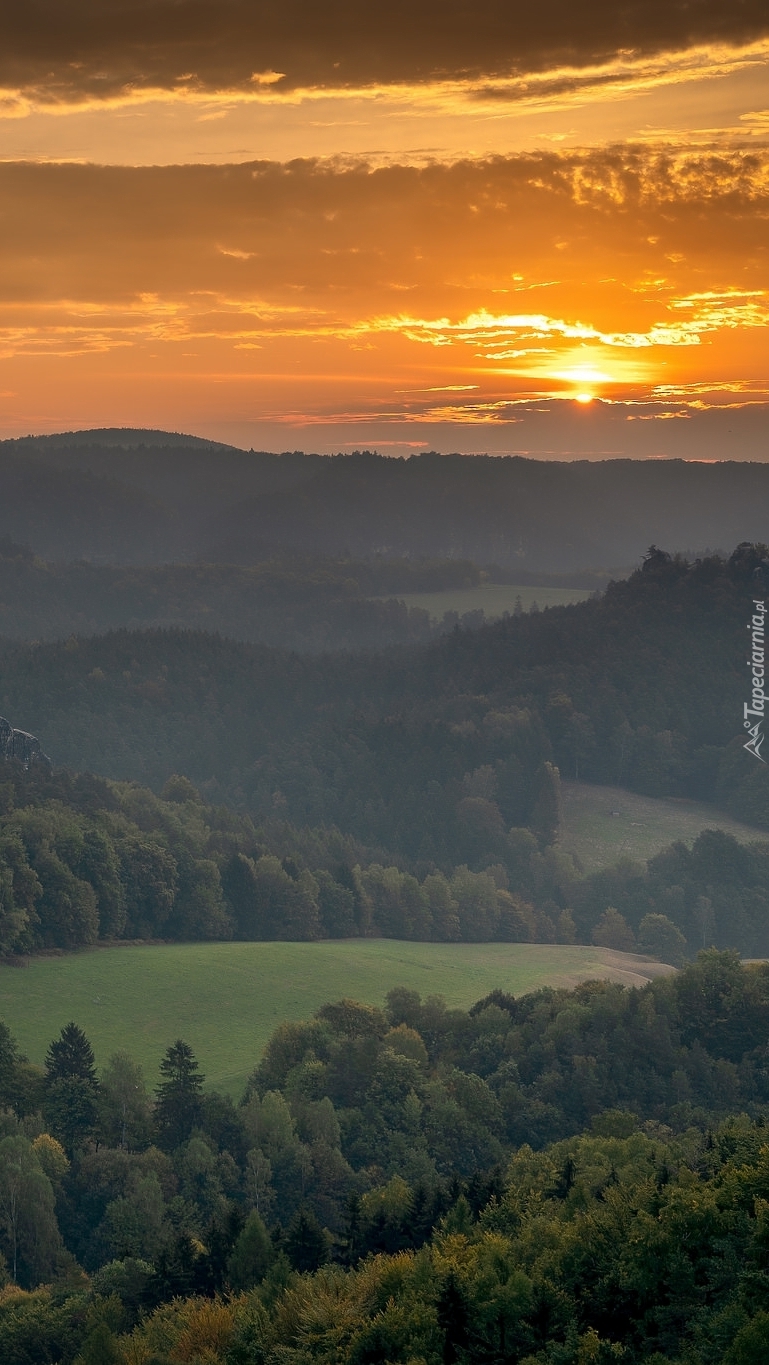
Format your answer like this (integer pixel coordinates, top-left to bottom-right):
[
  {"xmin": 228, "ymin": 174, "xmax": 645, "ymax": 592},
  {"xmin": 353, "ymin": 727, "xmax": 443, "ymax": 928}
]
[
  {"xmin": 6, "ymin": 429, "xmax": 769, "ymax": 570},
  {"xmin": 1, "ymin": 545, "xmax": 765, "ymax": 835},
  {"xmin": 3, "ymin": 546, "xmax": 769, "ymax": 966}
]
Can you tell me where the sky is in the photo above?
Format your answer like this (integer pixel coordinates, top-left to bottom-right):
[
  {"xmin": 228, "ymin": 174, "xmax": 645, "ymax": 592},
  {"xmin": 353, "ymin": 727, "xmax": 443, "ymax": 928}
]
[{"xmin": 0, "ymin": 0, "xmax": 767, "ymax": 456}]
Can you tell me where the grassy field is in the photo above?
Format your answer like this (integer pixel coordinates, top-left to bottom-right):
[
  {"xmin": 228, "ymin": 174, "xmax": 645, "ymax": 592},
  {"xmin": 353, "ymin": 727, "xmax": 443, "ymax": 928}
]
[
  {"xmin": 560, "ymin": 780, "xmax": 769, "ymax": 872},
  {"xmin": 376, "ymin": 584, "xmax": 591, "ymax": 620},
  {"xmin": 0, "ymin": 940, "xmax": 669, "ymax": 1097}
]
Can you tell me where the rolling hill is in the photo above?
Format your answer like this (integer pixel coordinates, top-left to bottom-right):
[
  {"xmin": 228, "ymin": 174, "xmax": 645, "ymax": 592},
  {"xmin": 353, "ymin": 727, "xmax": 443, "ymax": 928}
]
[{"xmin": 0, "ymin": 939, "xmax": 674, "ymax": 1096}]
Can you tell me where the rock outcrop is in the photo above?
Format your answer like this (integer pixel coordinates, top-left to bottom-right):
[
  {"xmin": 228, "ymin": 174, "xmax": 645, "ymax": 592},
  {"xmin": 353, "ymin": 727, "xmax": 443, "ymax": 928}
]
[{"xmin": 0, "ymin": 715, "xmax": 51, "ymax": 769}]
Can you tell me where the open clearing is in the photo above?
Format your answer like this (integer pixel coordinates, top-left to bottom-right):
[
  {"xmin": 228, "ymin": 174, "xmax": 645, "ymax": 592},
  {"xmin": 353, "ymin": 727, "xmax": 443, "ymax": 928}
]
[
  {"xmin": 560, "ymin": 780, "xmax": 769, "ymax": 872},
  {"xmin": 0, "ymin": 940, "xmax": 671, "ymax": 1097},
  {"xmin": 375, "ymin": 584, "xmax": 591, "ymax": 620}
]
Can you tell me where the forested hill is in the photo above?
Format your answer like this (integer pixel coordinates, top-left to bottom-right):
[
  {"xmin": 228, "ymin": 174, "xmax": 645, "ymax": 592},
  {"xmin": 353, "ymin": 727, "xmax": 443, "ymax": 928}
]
[
  {"xmin": 0, "ymin": 544, "xmax": 768, "ymax": 854},
  {"xmin": 0, "ymin": 537, "xmax": 764, "ymax": 922},
  {"xmin": 8, "ymin": 430, "xmax": 769, "ymax": 569},
  {"xmin": 4, "ymin": 956, "xmax": 769, "ymax": 1361}
]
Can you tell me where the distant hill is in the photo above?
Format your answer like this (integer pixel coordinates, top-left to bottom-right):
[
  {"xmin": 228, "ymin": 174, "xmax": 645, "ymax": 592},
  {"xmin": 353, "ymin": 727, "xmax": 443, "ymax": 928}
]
[
  {"xmin": 1, "ymin": 544, "xmax": 767, "ymax": 847},
  {"xmin": 0, "ymin": 541, "xmax": 603, "ymax": 652},
  {"xmin": 6, "ymin": 429, "xmax": 769, "ymax": 569},
  {"xmin": 0, "ymin": 430, "xmax": 320, "ymax": 563}
]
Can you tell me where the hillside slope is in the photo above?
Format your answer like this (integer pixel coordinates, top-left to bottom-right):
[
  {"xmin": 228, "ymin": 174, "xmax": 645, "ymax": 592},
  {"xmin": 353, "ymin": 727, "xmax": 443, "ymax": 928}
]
[{"xmin": 8, "ymin": 431, "xmax": 769, "ymax": 569}]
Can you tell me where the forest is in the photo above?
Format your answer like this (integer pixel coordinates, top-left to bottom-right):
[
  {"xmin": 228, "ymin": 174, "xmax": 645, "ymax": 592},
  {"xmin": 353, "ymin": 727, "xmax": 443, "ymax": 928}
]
[
  {"xmin": 4, "ymin": 436, "xmax": 769, "ymax": 1361},
  {"xmin": 1, "ymin": 544, "xmax": 768, "ymax": 844},
  {"xmin": 3, "ymin": 744, "xmax": 769, "ymax": 962},
  {"xmin": 1, "ymin": 544, "xmax": 769, "ymax": 966},
  {"xmin": 8, "ymin": 431, "xmax": 769, "ymax": 571},
  {"xmin": 0, "ymin": 537, "xmax": 609, "ymax": 652},
  {"xmin": 0, "ymin": 540, "xmax": 508, "ymax": 653},
  {"xmin": 0, "ymin": 953, "xmax": 766, "ymax": 1362}
]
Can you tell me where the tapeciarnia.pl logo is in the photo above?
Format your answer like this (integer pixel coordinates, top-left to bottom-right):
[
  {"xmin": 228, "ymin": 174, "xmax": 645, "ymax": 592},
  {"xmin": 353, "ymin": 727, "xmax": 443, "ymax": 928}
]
[{"xmin": 744, "ymin": 598, "xmax": 767, "ymax": 762}]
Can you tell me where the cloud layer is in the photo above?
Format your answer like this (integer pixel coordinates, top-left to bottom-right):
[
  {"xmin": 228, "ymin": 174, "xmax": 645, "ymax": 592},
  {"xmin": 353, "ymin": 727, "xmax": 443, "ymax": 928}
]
[
  {"xmin": 2, "ymin": 0, "xmax": 768, "ymax": 102},
  {"xmin": 0, "ymin": 146, "xmax": 765, "ymax": 448}
]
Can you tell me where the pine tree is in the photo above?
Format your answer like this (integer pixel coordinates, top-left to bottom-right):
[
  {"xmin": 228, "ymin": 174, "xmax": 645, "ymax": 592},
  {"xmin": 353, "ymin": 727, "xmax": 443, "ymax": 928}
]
[
  {"xmin": 285, "ymin": 1207, "xmax": 329, "ymax": 1273},
  {"xmin": 438, "ymin": 1271, "xmax": 470, "ymax": 1364},
  {"xmin": 45, "ymin": 1022, "xmax": 97, "ymax": 1086},
  {"xmin": 154, "ymin": 1040, "xmax": 204, "ymax": 1151},
  {"xmin": 44, "ymin": 1023, "xmax": 98, "ymax": 1154}
]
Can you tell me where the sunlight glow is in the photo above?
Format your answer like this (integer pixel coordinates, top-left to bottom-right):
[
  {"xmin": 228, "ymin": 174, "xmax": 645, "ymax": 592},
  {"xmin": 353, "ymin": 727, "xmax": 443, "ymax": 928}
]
[{"xmin": 554, "ymin": 366, "xmax": 613, "ymax": 385}]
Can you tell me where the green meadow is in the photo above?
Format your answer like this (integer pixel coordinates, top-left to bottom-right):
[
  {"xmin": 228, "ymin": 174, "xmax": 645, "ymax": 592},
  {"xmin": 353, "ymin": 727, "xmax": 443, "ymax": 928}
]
[
  {"xmin": 0, "ymin": 939, "xmax": 665, "ymax": 1097},
  {"xmin": 4, "ymin": 780, "xmax": 745, "ymax": 1099},
  {"xmin": 376, "ymin": 583, "xmax": 591, "ymax": 620},
  {"xmin": 560, "ymin": 780, "xmax": 768, "ymax": 872}
]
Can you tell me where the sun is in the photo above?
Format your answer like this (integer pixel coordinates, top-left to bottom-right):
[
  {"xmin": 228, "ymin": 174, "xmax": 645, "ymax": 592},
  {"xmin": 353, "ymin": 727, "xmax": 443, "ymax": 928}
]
[{"xmin": 575, "ymin": 392, "xmax": 594, "ymax": 404}]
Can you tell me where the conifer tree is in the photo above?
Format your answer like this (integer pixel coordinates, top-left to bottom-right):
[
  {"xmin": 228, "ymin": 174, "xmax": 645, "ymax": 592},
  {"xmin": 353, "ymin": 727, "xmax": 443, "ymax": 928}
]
[
  {"xmin": 154, "ymin": 1040, "xmax": 204, "ymax": 1151},
  {"xmin": 45, "ymin": 1022, "xmax": 97, "ymax": 1087},
  {"xmin": 44, "ymin": 1023, "xmax": 98, "ymax": 1153}
]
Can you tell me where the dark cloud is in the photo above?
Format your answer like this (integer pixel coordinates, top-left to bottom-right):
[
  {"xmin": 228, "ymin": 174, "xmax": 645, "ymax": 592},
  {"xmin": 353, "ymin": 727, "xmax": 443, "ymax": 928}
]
[{"xmin": 1, "ymin": 0, "xmax": 768, "ymax": 101}]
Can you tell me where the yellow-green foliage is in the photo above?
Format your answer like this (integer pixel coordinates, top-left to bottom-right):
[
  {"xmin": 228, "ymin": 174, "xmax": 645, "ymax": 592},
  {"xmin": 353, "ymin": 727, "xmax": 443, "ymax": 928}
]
[{"xmin": 123, "ymin": 1296, "xmax": 235, "ymax": 1364}]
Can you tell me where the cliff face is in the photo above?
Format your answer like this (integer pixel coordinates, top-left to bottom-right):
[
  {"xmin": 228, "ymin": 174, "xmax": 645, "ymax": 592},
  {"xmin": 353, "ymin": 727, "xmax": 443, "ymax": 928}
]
[{"xmin": 0, "ymin": 715, "xmax": 51, "ymax": 768}]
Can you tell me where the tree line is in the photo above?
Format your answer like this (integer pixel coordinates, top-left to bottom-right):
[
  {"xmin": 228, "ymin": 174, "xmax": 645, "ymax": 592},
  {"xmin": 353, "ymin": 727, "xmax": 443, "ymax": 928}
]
[
  {"xmin": 3, "ymin": 761, "xmax": 769, "ymax": 959},
  {"xmin": 0, "ymin": 538, "xmax": 508, "ymax": 653},
  {"xmin": 12, "ymin": 433, "xmax": 769, "ymax": 573},
  {"xmin": 0, "ymin": 762, "xmax": 562, "ymax": 953}
]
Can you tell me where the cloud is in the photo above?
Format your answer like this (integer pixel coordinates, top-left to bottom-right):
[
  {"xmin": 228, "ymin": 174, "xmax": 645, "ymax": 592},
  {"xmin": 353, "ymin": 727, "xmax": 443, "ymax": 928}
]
[
  {"xmin": 1, "ymin": 0, "xmax": 768, "ymax": 103},
  {"xmin": 0, "ymin": 147, "xmax": 765, "ymax": 316},
  {"xmin": 0, "ymin": 146, "xmax": 765, "ymax": 427}
]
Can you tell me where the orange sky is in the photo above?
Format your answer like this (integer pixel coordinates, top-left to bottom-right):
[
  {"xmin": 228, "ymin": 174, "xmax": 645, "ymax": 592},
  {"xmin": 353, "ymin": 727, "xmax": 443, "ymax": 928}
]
[{"xmin": 0, "ymin": 2, "xmax": 767, "ymax": 455}]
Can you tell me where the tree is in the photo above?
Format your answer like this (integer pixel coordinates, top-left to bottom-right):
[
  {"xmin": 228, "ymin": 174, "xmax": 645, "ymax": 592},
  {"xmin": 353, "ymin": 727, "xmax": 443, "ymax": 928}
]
[
  {"xmin": 227, "ymin": 855, "xmax": 321, "ymax": 941},
  {"xmin": 591, "ymin": 907, "xmax": 636, "ymax": 953},
  {"xmin": 0, "ymin": 1020, "xmax": 29, "ymax": 1114},
  {"xmin": 32, "ymin": 849, "xmax": 99, "ymax": 949},
  {"xmin": 170, "ymin": 853, "xmax": 233, "ymax": 941},
  {"xmin": 227, "ymin": 1209, "xmax": 273, "ymax": 1290},
  {"xmin": 103, "ymin": 1171, "xmax": 166, "ymax": 1262},
  {"xmin": 154, "ymin": 1040, "xmax": 204, "ymax": 1151},
  {"xmin": 529, "ymin": 762, "xmax": 562, "ymax": 846},
  {"xmin": 638, "ymin": 913, "xmax": 687, "ymax": 968},
  {"xmin": 0, "ymin": 832, "xmax": 37, "ymax": 951},
  {"xmin": 285, "ymin": 1207, "xmax": 329, "ymax": 1273},
  {"xmin": 74, "ymin": 1321, "xmax": 121, "ymax": 1365},
  {"xmin": 98, "ymin": 1052, "xmax": 152, "ymax": 1150},
  {"xmin": 438, "ymin": 1270, "xmax": 470, "ymax": 1365},
  {"xmin": 45, "ymin": 1022, "xmax": 97, "ymax": 1087},
  {"xmin": 725, "ymin": 1312, "xmax": 769, "ymax": 1365},
  {"xmin": 423, "ymin": 873, "xmax": 461, "ymax": 942},
  {"xmin": 31, "ymin": 1135, "xmax": 68, "ymax": 1187},
  {"xmin": 118, "ymin": 833, "xmax": 177, "ymax": 938},
  {"xmin": 455, "ymin": 796, "xmax": 508, "ymax": 868},
  {"xmin": 361, "ymin": 865, "xmax": 431, "ymax": 940},
  {"xmin": 160, "ymin": 774, "xmax": 202, "ymax": 805},
  {"xmin": 75, "ymin": 826, "xmax": 126, "ymax": 939},
  {"xmin": 221, "ymin": 853, "xmax": 263, "ymax": 939},
  {"xmin": 0, "ymin": 1135, "xmax": 60, "ymax": 1284},
  {"xmin": 315, "ymin": 869, "xmax": 356, "ymax": 938},
  {"xmin": 557, "ymin": 909, "xmax": 577, "ymax": 944},
  {"xmin": 44, "ymin": 1023, "xmax": 98, "ymax": 1153},
  {"xmin": 450, "ymin": 866, "xmax": 500, "ymax": 942}
]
